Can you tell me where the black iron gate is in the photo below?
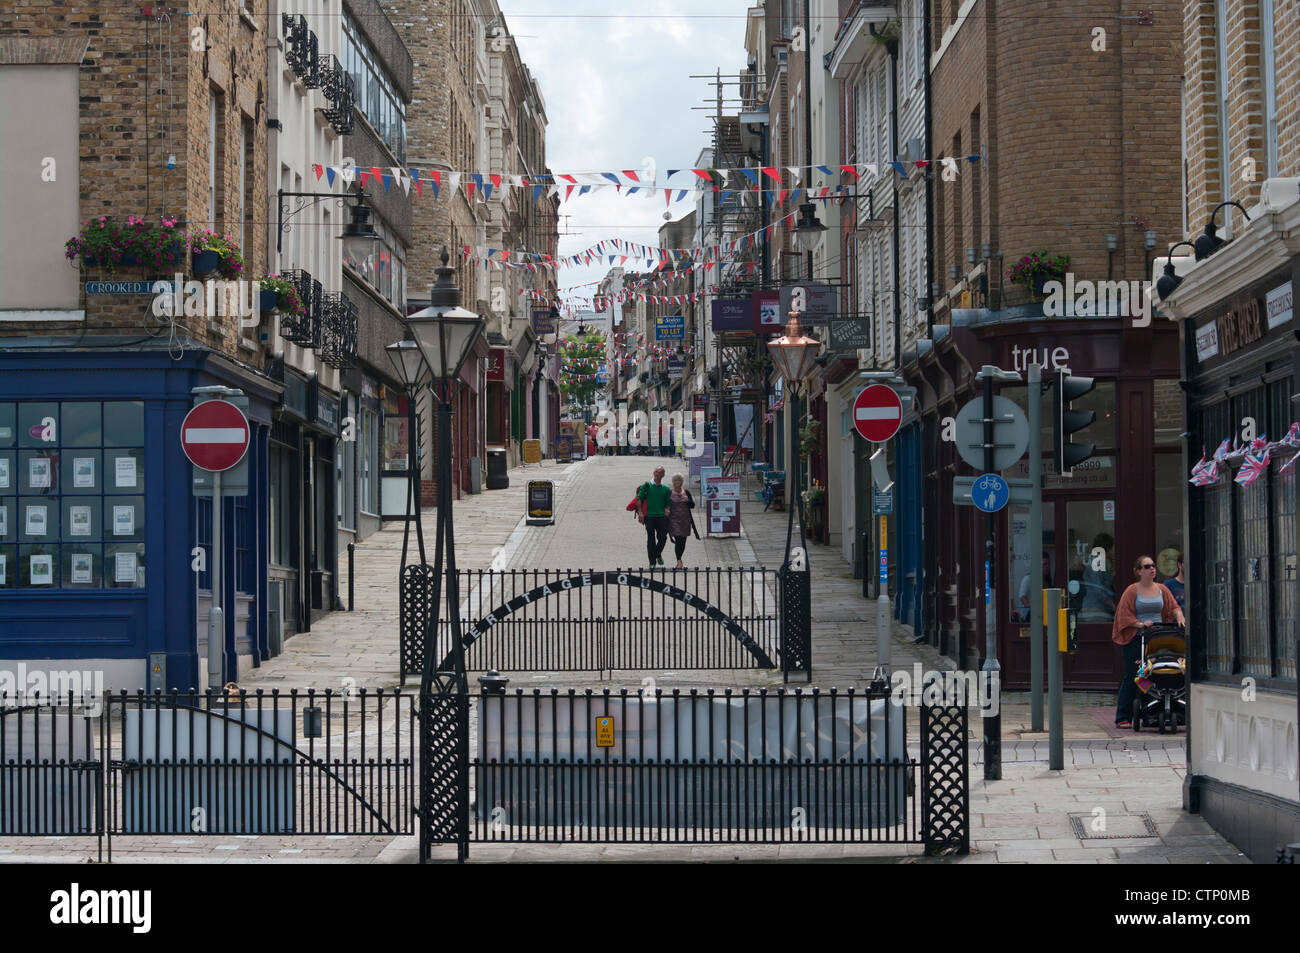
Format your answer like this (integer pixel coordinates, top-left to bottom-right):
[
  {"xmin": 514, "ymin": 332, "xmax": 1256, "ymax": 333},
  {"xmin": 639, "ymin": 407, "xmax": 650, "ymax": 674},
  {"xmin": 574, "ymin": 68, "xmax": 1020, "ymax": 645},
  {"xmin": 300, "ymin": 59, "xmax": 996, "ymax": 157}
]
[
  {"xmin": 417, "ymin": 681, "xmax": 969, "ymax": 859},
  {"xmin": 402, "ymin": 566, "xmax": 786, "ymax": 680}
]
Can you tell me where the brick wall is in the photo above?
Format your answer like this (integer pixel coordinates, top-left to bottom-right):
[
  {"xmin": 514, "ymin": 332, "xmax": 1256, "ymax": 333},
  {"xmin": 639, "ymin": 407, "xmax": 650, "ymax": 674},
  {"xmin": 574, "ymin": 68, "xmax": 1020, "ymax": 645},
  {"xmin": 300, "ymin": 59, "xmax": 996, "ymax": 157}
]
[
  {"xmin": 0, "ymin": 1, "xmax": 267, "ymax": 358},
  {"xmin": 1183, "ymin": 0, "xmax": 1300, "ymax": 232},
  {"xmin": 932, "ymin": 0, "xmax": 1182, "ymax": 293}
]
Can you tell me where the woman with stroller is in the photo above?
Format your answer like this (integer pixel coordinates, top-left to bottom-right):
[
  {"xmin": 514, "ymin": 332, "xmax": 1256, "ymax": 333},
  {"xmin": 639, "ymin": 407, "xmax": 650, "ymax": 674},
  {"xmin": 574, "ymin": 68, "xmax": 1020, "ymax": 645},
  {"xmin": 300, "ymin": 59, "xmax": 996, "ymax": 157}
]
[{"xmin": 1112, "ymin": 554, "xmax": 1185, "ymax": 728}]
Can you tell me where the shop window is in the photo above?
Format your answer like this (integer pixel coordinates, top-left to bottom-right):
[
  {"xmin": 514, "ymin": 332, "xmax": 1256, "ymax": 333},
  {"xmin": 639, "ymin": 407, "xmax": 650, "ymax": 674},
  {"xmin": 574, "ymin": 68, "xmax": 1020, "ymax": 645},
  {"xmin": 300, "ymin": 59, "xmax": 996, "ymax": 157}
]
[
  {"xmin": 383, "ymin": 397, "xmax": 409, "ymax": 472},
  {"xmin": 1153, "ymin": 379, "xmax": 1183, "ymax": 446},
  {"xmin": 1008, "ymin": 505, "xmax": 1055, "ymax": 624},
  {"xmin": 1153, "ymin": 452, "xmax": 1185, "ymax": 579},
  {"xmin": 0, "ymin": 400, "xmax": 145, "ymax": 590},
  {"xmin": 1064, "ymin": 501, "xmax": 1117, "ymax": 624},
  {"xmin": 1272, "ymin": 458, "xmax": 1297, "ymax": 680}
]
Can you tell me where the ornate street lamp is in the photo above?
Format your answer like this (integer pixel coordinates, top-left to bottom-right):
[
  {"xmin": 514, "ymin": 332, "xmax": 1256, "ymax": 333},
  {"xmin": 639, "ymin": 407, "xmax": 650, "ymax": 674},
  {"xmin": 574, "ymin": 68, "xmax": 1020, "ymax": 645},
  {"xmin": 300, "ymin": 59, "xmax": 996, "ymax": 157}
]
[
  {"xmin": 766, "ymin": 309, "xmax": 821, "ymax": 682},
  {"xmin": 404, "ymin": 247, "xmax": 484, "ymax": 866},
  {"xmin": 385, "ymin": 339, "xmax": 429, "ymax": 570},
  {"xmin": 792, "ymin": 202, "xmax": 826, "ymax": 256}
]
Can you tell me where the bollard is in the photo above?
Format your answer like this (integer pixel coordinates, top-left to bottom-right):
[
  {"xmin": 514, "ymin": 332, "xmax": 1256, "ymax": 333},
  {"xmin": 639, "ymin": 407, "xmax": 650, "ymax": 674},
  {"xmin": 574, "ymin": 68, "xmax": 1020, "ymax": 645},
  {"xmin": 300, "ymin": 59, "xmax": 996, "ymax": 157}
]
[
  {"xmin": 347, "ymin": 542, "xmax": 355, "ymax": 611},
  {"xmin": 876, "ymin": 593, "xmax": 892, "ymax": 671}
]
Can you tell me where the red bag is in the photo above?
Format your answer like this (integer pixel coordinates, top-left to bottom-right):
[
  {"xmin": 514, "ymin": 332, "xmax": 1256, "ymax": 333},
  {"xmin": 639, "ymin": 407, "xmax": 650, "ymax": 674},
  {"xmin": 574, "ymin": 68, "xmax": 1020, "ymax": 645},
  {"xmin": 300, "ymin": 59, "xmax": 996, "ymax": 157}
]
[{"xmin": 627, "ymin": 484, "xmax": 647, "ymax": 520}]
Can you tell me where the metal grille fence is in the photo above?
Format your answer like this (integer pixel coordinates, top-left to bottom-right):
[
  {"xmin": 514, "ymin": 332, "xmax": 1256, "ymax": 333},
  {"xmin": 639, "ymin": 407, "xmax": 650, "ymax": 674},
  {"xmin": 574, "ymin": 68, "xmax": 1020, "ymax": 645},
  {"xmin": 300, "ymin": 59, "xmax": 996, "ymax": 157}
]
[
  {"xmin": 1, "ymin": 689, "xmax": 416, "ymax": 859},
  {"xmin": 432, "ymin": 684, "xmax": 969, "ymax": 855},
  {"xmin": 401, "ymin": 567, "xmax": 782, "ymax": 680}
]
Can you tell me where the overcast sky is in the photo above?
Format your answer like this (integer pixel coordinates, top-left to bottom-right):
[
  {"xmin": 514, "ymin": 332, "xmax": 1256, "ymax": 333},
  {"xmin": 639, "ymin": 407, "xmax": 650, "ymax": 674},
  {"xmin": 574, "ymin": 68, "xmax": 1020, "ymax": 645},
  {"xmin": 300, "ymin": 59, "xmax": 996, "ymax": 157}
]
[{"xmin": 509, "ymin": 0, "xmax": 757, "ymax": 311}]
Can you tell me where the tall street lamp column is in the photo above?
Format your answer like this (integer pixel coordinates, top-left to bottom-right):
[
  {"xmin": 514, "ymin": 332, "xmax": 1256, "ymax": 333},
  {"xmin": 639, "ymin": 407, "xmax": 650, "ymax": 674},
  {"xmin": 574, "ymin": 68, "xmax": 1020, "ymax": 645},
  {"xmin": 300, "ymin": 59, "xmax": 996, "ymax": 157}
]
[
  {"xmin": 386, "ymin": 339, "xmax": 428, "ymax": 572},
  {"xmin": 406, "ymin": 248, "xmax": 485, "ymax": 864},
  {"xmin": 768, "ymin": 309, "xmax": 821, "ymax": 682}
]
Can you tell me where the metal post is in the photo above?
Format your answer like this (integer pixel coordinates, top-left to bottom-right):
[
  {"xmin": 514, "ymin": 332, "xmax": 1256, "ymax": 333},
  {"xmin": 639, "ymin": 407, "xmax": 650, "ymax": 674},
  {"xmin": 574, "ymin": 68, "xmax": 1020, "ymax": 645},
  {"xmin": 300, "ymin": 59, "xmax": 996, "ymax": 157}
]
[
  {"xmin": 803, "ymin": 0, "xmax": 814, "ymax": 283},
  {"xmin": 347, "ymin": 542, "xmax": 355, "ymax": 611},
  {"xmin": 877, "ymin": 513, "xmax": 891, "ymax": 670},
  {"xmin": 1047, "ymin": 587, "xmax": 1064, "ymax": 770},
  {"xmin": 982, "ymin": 371, "xmax": 1001, "ymax": 780},
  {"xmin": 207, "ymin": 469, "xmax": 223, "ymax": 690},
  {"xmin": 1028, "ymin": 363, "xmax": 1043, "ymax": 730}
]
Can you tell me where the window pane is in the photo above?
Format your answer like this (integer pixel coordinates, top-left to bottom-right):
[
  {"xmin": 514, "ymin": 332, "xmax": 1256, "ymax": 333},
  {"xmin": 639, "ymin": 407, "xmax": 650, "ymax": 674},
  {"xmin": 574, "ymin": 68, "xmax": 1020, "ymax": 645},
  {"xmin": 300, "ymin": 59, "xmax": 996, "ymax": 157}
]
[
  {"xmin": 1201, "ymin": 479, "xmax": 1233, "ymax": 674},
  {"xmin": 106, "ymin": 497, "xmax": 144, "ymax": 542},
  {"xmin": 0, "ymin": 451, "xmax": 12, "ymax": 492},
  {"xmin": 20, "ymin": 544, "xmax": 58, "ymax": 587},
  {"xmin": 1153, "ymin": 452, "xmax": 1185, "ymax": 581},
  {"xmin": 1273, "ymin": 457, "xmax": 1296, "ymax": 679},
  {"xmin": 105, "ymin": 448, "xmax": 144, "ymax": 493},
  {"xmin": 61, "ymin": 451, "xmax": 101, "ymax": 494},
  {"xmin": 18, "ymin": 403, "xmax": 58, "ymax": 448},
  {"xmin": 64, "ymin": 545, "xmax": 102, "ymax": 588},
  {"xmin": 63, "ymin": 499, "xmax": 99, "ymax": 541},
  {"xmin": 1153, "ymin": 379, "xmax": 1183, "ymax": 446},
  {"xmin": 1008, "ymin": 505, "xmax": 1055, "ymax": 624},
  {"xmin": 62, "ymin": 402, "xmax": 102, "ymax": 447},
  {"xmin": 1236, "ymin": 470, "xmax": 1271, "ymax": 676},
  {"xmin": 0, "ymin": 500, "xmax": 12, "ymax": 541},
  {"xmin": 0, "ymin": 545, "xmax": 15, "ymax": 588},
  {"xmin": 20, "ymin": 500, "xmax": 58, "ymax": 541},
  {"xmin": 0, "ymin": 403, "xmax": 15, "ymax": 447},
  {"xmin": 104, "ymin": 401, "xmax": 144, "ymax": 446},
  {"xmin": 105, "ymin": 542, "xmax": 145, "ymax": 589},
  {"xmin": 1064, "ymin": 502, "xmax": 1117, "ymax": 623}
]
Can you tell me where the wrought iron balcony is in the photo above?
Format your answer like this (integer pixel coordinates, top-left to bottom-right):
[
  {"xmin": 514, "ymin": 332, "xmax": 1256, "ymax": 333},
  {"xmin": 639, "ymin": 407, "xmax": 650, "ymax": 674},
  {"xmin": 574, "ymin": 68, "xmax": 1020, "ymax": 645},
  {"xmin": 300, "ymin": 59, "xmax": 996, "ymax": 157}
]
[
  {"xmin": 280, "ymin": 269, "xmax": 322, "ymax": 347},
  {"xmin": 319, "ymin": 292, "xmax": 359, "ymax": 368},
  {"xmin": 282, "ymin": 13, "xmax": 320, "ymax": 88},
  {"xmin": 318, "ymin": 54, "xmax": 355, "ymax": 136}
]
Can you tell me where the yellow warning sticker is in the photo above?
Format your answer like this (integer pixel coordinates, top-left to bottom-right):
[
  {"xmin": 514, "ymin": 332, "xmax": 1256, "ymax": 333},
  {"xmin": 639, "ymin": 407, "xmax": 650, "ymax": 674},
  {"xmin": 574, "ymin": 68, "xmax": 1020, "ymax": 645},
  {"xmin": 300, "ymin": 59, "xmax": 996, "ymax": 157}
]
[{"xmin": 595, "ymin": 716, "xmax": 614, "ymax": 747}]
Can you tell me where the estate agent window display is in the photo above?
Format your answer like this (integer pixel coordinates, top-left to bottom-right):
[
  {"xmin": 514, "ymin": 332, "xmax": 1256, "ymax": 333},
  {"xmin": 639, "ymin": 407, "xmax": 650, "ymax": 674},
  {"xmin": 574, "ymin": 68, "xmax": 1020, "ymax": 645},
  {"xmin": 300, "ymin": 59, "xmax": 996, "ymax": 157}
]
[{"xmin": 0, "ymin": 401, "xmax": 147, "ymax": 590}]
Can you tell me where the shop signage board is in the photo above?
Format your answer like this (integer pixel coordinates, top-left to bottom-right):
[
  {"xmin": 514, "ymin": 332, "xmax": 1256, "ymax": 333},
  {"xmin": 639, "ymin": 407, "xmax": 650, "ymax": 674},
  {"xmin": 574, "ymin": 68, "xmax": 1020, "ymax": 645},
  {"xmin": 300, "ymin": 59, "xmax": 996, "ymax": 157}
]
[
  {"xmin": 555, "ymin": 434, "xmax": 573, "ymax": 462},
  {"xmin": 778, "ymin": 283, "xmax": 837, "ymax": 326},
  {"xmin": 711, "ymin": 299, "xmax": 753, "ymax": 333},
  {"xmin": 532, "ymin": 309, "xmax": 556, "ymax": 335},
  {"xmin": 654, "ymin": 314, "xmax": 685, "ymax": 340},
  {"xmin": 1266, "ymin": 280, "xmax": 1293, "ymax": 329},
  {"xmin": 754, "ymin": 290, "xmax": 782, "ymax": 330},
  {"xmin": 704, "ymin": 474, "xmax": 741, "ymax": 537},
  {"xmin": 688, "ymin": 443, "xmax": 716, "ymax": 482},
  {"xmin": 486, "ymin": 349, "xmax": 507, "ymax": 382},
  {"xmin": 526, "ymin": 480, "xmax": 554, "ymax": 526},
  {"xmin": 523, "ymin": 439, "xmax": 542, "ymax": 465},
  {"xmin": 829, "ymin": 317, "xmax": 873, "ymax": 351}
]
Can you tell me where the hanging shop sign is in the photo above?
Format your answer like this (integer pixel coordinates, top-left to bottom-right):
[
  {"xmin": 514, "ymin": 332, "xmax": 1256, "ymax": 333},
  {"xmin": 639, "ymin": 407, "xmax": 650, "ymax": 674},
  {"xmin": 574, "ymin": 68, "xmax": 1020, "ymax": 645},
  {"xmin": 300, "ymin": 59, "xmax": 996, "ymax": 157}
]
[
  {"xmin": 778, "ymin": 283, "xmax": 837, "ymax": 326},
  {"xmin": 829, "ymin": 317, "xmax": 873, "ymax": 351},
  {"xmin": 654, "ymin": 314, "xmax": 685, "ymax": 340},
  {"xmin": 754, "ymin": 290, "xmax": 782, "ymax": 330},
  {"xmin": 711, "ymin": 298, "xmax": 753, "ymax": 333},
  {"xmin": 532, "ymin": 309, "xmax": 556, "ymax": 335},
  {"xmin": 486, "ymin": 349, "xmax": 507, "ymax": 382}
]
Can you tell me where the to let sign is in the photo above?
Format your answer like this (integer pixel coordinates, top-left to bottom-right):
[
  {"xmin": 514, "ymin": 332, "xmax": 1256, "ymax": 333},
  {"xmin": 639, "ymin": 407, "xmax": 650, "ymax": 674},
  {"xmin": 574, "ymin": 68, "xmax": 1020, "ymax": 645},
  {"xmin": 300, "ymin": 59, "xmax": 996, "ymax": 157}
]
[{"xmin": 181, "ymin": 400, "xmax": 250, "ymax": 472}]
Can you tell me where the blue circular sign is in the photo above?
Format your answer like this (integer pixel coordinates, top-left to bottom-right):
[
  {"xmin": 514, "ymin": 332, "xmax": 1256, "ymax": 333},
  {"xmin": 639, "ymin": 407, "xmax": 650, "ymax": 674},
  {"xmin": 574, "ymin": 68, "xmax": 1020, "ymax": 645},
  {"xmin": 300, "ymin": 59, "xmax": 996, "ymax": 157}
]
[{"xmin": 972, "ymin": 473, "xmax": 1010, "ymax": 513}]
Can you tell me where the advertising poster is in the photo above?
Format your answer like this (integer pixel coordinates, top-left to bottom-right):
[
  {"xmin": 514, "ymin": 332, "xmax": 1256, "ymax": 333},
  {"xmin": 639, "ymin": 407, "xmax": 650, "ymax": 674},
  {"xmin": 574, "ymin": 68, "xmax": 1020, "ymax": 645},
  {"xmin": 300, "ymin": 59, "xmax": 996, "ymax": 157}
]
[
  {"xmin": 115, "ymin": 551, "xmax": 138, "ymax": 584},
  {"xmin": 74, "ymin": 457, "xmax": 95, "ymax": 488},
  {"xmin": 25, "ymin": 504, "xmax": 48, "ymax": 536},
  {"xmin": 115, "ymin": 457, "xmax": 138, "ymax": 488},
  {"xmin": 71, "ymin": 554, "xmax": 93, "ymax": 584},
  {"xmin": 29, "ymin": 457, "xmax": 51, "ymax": 489},
  {"xmin": 113, "ymin": 505, "xmax": 135, "ymax": 536},
  {"xmin": 30, "ymin": 554, "xmax": 53, "ymax": 585},
  {"xmin": 70, "ymin": 505, "xmax": 91, "ymax": 536}
]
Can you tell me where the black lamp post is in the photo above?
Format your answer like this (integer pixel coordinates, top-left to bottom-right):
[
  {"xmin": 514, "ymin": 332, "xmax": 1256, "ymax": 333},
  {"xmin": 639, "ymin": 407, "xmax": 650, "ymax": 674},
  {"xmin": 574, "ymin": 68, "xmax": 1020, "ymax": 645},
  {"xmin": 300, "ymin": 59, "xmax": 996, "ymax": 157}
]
[
  {"xmin": 1194, "ymin": 201, "xmax": 1251, "ymax": 261},
  {"xmin": 407, "ymin": 247, "xmax": 485, "ymax": 864},
  {"xmin": 277, "ymin": 187, "xmax": 378, "ymax": 257},
  {"xmin": 385, "ymin": 339, "xmax": 428, "ymax": 571},
  {"xmin": 767, "ymin": 309, "xmax": 821, "ymax": 681},
  {"xmin": 1154, "ymin": 241, "xmax": 1198, "ymax": 302}
]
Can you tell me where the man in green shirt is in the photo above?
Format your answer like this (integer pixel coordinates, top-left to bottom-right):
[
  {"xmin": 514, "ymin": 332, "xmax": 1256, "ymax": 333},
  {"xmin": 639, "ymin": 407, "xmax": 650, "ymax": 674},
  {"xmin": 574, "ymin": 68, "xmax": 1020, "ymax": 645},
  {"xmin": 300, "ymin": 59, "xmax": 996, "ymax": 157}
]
[{"xmin": 637, "ymin": 466, "xmax": 673, "ymax": 566}]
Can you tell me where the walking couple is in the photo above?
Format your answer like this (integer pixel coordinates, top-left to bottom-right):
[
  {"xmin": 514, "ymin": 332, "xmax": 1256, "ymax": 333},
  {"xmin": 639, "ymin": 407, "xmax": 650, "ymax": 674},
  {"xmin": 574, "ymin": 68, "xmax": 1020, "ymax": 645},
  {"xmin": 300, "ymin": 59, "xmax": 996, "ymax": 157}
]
[{"xmin": 629, "ymin": 466, "xmax": 699, "ymax": 567}]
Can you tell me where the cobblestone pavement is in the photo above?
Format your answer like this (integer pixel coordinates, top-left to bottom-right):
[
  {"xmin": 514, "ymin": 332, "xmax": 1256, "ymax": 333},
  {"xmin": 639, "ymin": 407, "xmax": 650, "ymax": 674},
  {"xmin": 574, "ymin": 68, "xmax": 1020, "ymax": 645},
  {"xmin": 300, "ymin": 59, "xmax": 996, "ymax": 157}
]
[{"xmin": 3, "ymin": 455, "xmax": 1247, "ymax": 863}]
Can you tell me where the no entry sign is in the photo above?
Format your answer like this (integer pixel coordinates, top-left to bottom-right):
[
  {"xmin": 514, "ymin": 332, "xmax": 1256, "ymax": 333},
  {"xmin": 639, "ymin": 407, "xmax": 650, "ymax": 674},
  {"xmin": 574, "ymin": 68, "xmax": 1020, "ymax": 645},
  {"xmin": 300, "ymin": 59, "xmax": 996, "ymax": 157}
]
[
  {"xmin": 181, "ymin": 399, "xmax": 250, "ymax": 472},
  {"xmin": 853, "ymin": 385, "xmax": 902, "ymax": 443}
]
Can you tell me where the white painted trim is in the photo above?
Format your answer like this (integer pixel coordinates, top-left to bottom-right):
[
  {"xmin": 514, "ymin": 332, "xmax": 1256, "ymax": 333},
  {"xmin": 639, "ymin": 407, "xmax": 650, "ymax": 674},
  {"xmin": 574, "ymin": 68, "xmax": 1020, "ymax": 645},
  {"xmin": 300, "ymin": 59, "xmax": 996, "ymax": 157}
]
[
  {"xmin": 1191, "ymin": 682, "xmax": 1299, "ymax": 803},
  {"xmin": 930, "ymin": 0, "xmax": 978, "ymax": 74},
  {"xmin": 0, "ymin": 310, "xmax": 85, "ymax": 322}
]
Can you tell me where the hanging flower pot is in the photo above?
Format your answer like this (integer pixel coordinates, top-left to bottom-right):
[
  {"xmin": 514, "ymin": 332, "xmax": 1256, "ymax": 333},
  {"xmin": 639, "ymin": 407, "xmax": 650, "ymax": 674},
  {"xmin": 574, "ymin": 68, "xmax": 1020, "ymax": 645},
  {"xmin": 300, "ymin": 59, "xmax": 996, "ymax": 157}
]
[
  {"xmin": 259, "ymin": 288, "xmax": 281, "ymax": 313},
  {"xmin": 1031, "ymin": 273, "xmax": 1048, "ymax": 296},
  {"xmin": 192, "ymin": 249, "xmax": 220, "ymax": 276}
]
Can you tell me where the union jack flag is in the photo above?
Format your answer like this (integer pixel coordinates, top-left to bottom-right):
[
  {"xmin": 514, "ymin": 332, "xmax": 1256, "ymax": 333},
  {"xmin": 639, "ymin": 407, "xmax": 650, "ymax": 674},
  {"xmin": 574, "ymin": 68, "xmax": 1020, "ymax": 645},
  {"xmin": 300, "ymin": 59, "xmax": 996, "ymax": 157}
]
[
  {"xmin": 1212, "ymin": 437, "xmax": 1233, "ymax": 463},
  {"xmin": 1280, "ymin": 422, "xmax": 1300, "ymax": 448},
  {"xmin": 1234, "ymin": 449, "xmax": 1271, "ymax": 487},
  {"xmin": 1190, "ymin": 459, "xmax": 1219, "ymax": 486}
]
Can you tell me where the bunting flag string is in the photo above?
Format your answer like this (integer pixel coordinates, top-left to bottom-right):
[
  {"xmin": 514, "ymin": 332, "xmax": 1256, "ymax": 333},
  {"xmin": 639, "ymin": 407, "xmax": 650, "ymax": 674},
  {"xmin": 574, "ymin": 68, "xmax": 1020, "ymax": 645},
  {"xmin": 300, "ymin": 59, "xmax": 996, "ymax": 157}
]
[{"xmin": 1190, "ymin": 423, "xmax": 1300, "ymax": 486}]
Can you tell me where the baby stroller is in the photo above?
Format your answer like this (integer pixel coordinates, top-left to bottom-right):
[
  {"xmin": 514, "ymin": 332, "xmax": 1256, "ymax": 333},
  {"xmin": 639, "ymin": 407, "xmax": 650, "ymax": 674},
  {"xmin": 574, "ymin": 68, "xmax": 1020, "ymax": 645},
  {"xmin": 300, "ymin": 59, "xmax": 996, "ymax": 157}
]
[{"xmin": 1131, "ymin": 622, "xmax": 1187, "ymax": 733}]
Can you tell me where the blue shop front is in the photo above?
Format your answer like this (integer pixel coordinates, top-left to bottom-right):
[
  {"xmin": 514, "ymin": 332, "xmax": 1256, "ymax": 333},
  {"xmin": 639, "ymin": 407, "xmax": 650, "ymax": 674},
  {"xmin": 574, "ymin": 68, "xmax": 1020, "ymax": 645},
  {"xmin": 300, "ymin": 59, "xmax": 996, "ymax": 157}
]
[{"xmin": 0, "ymin": 348, "xmax": 280, "ymax": 693}]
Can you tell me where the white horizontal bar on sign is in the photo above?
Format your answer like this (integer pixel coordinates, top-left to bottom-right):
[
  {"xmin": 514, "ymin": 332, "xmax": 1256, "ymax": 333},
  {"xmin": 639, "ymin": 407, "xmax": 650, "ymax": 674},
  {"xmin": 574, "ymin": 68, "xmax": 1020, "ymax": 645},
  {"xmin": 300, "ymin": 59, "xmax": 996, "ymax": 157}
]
[
  {"xmin": 185, "ymin": 428, "xmax": 246, "ymax": 443},
  {"xmin": 855, "ymin": 408, "xmax": 900, "ymax": 420}
]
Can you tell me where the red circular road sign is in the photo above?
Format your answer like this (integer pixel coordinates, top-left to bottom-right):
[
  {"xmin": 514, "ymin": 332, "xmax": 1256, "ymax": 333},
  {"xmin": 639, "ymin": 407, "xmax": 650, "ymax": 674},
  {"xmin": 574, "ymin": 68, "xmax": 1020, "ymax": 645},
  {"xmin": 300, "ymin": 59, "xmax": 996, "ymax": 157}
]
[
  {"xmin": 853, "ymin": 384, "xmax": 902, "ymax": 443},
  {"xmin": 181, "ymin": 400, "xmax": 250, "ymax": 472}
]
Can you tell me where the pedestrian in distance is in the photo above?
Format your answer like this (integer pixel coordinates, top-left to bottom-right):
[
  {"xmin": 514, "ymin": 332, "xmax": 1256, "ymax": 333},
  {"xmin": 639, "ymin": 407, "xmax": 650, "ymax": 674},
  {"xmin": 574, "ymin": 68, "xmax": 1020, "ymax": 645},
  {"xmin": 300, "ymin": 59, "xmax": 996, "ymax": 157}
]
[
  {"xmin": 1112, "ymin": 554, "xmax": 1185, "ymax": 727},
  {"xmin": 635, "ymin": 465, "xmax": 672, "ymax": 566},
  {"xmin": 667, "ymin": 473, "xmax": 700, "ymax": 569},
  {"xmin": 1162, "ymin": 551, "xmax": 1186, "ymax": 615}
]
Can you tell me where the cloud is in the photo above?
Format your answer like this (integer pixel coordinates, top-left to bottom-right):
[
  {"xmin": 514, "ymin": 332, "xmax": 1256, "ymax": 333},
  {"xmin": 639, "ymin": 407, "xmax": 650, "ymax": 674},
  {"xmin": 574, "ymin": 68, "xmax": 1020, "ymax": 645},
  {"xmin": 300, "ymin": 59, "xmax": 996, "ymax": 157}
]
[{"xmin": 509, "ymin": 0, "xmax": 755, "ymax": 293}]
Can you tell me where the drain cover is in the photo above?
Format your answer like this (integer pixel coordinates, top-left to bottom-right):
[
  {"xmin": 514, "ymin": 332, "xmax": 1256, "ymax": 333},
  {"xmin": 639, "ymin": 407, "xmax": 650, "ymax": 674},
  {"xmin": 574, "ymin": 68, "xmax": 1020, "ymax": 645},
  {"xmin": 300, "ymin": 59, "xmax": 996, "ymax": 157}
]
[{"xmin": 1069, "ymin": 812, "xmax": 1158, "ymax": 839}]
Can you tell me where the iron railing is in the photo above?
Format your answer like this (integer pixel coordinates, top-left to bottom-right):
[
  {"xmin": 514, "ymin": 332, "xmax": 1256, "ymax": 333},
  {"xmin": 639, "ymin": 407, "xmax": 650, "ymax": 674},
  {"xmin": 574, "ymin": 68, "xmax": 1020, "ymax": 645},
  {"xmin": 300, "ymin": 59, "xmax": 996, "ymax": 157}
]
[
  {"xmin": 319, "ymin": 291, "xmax": 359, "ymax": 368},
  {"xmin": 280, "ymin": 269, "xmax": 321, "ymax": 347},
  {"xmin": 2, "ymin": 689, "xmax": 416, "ymax": 860},
  {"xmin": 282, "ymin": 13, "xmax": 320, "ymax": 88},
  {"xmin": 400, "ymin": 566, "xmax": 783, "ymax": 682},
  {"xmin": 318, "ymin": 53, "xmax": 355, "ymax": 136},
  {"xmin": 418, "ymin": 682, "xmax": 970, "ymax": 858}
]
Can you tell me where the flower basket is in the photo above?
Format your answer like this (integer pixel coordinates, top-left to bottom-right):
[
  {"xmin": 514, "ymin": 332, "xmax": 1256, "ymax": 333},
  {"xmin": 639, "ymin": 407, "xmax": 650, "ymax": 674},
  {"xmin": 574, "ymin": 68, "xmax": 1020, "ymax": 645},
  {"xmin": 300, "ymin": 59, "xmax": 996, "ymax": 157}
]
[
  {"xmin": 188, "ymin": 230, "xmax": 245, "ymax": 280},
  {"xmin": 258, "ymin": 274, "xmax": 306, "ymax": 322},
  {"xmin": 66, "ymin": 216, "xmax": 187, "ymax": 276},
  {"xmin": 259, "ymin": 288, "xmax": 281, "ymax": 313},
  {"xmin": 1007, "ymin": 250, "xmax": 1070, "ymax": 299}
]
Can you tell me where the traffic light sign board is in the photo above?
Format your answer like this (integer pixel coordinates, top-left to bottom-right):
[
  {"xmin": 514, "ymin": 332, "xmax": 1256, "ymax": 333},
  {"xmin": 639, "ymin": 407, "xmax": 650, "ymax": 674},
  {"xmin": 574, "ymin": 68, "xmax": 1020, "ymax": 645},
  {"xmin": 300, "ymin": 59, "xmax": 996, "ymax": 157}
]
[{"xmin": 1052, "ymin": 370, "xmax": 1096, "ymax": 475}]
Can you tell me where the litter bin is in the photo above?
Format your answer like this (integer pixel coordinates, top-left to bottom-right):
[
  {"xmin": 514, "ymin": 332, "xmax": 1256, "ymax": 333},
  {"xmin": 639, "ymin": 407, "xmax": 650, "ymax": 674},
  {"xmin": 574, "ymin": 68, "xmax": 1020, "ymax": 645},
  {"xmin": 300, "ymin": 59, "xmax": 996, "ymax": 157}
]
[{"xmin": 486, "ymin": 447, "xmax": 509, "ymax": 489}]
